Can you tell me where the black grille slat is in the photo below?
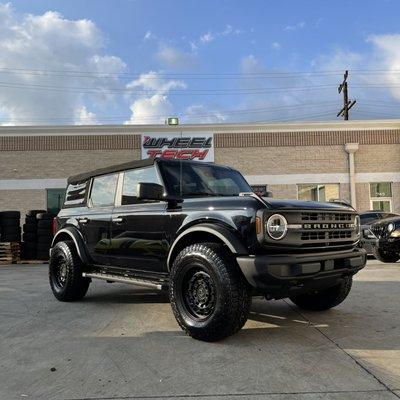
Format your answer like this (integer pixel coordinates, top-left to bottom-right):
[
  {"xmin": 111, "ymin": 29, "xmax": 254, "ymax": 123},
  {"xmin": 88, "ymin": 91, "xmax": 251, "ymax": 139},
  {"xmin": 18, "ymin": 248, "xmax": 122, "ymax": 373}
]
[
  {"xmin": 301, "ymin": 231, "xmax": 352, "ymax": 241},
  {"xmin": 301, "ymin": 212, "xmax": 352, "ymax": 222}
]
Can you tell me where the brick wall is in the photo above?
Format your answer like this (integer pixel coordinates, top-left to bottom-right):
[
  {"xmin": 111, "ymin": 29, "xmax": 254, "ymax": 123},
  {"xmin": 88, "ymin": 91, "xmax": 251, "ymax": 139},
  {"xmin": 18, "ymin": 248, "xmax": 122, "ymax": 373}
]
[{"xmin": 215, "ymin": 145, "xmax": 348, "ymax": 175}]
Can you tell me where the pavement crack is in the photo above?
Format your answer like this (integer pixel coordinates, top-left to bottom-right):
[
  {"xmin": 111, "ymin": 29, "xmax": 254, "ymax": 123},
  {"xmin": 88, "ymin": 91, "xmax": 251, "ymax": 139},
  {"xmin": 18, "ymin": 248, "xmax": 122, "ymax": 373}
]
[{"xmin": 283, "ymin": 299, "xmax": 400, "ymax": 399}]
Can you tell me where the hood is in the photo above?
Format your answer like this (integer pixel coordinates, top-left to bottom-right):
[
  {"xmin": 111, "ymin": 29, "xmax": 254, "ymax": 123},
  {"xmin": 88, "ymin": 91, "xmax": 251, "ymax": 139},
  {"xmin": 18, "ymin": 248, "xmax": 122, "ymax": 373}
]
[
  {"xmin": 373, "ymin": 216, "xmax": 400, "ymax": 227},
  {"xmin": 262, "ymin": 198, "xmax": 354, "ymax": 211}
]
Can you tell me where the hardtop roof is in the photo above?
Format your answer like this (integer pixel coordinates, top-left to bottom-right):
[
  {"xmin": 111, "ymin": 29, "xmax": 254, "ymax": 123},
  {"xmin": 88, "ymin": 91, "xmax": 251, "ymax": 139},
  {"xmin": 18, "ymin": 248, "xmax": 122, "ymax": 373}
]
[
  {"xmin": 67, "ymin": 158, "xmax": 155, "ymax": 184},
  {"xmin": 67, "ymin": 158, "xmax": 224, "ymax": 185}
]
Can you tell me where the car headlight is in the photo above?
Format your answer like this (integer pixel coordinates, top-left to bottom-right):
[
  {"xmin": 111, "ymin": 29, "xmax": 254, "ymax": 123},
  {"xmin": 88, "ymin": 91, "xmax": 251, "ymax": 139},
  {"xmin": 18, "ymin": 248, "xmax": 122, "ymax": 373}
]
[
  {"xmin": 387, "ymin": 222, "xmax": 395, "ymax": 234},
  {"xmin": 390, "ymin": 229, "xmax": 400, "ymax": 237},
  {"xmin": 266, "ymin": 214, "xmax": 288, "ymax": 240}
]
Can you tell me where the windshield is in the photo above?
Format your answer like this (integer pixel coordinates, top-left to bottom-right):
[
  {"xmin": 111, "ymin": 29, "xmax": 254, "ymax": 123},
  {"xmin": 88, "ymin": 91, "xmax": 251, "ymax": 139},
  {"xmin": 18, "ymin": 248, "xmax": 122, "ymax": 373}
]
[{"xmin": 158, "ymin": 160, "xmax": 252, "ymax": 197}]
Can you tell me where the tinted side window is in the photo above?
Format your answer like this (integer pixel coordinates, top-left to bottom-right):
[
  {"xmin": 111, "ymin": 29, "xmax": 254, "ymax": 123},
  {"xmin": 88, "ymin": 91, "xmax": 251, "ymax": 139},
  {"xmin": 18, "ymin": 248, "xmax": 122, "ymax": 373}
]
[
  {"xmin": 360, "ymin": 213, "xmax": 378, "ymax": 224},
  {"xmin": 122, "ymin": 166, "xmax": 161, "ymax": 205},
  {"xmin": 90, "ymin": 174, "xmax": 118, "ymax": 206}
]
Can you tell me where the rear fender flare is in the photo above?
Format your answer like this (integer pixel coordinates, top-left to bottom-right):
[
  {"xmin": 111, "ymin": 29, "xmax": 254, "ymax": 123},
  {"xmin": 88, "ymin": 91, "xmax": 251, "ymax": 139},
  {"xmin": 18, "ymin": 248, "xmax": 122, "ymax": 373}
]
[{"xmin": 51, "ymin": 227, "xmax": 90, "ymax": 264}]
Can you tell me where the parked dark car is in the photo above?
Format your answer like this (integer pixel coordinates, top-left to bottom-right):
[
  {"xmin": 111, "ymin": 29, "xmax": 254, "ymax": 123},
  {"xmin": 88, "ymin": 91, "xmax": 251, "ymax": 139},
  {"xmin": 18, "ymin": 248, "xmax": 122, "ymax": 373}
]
[
  {"xmin": 49, "ymin": 158, "xmax": 366, "ymax": 341},
  {"xmin": 360, "ymin": 211, "xmax": 399, "ymax": 255},
  {"xmin": 370, "ymin": 216, "xmax": 400, "ymax": 262}
]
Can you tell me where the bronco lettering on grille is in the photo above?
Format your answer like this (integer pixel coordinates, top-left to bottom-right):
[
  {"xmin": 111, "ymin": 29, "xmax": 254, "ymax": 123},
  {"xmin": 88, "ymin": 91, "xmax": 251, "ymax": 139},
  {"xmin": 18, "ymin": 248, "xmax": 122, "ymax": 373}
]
[{"xmin": 303, "ymin": 223, "xmax": 356, "ymax": 230}]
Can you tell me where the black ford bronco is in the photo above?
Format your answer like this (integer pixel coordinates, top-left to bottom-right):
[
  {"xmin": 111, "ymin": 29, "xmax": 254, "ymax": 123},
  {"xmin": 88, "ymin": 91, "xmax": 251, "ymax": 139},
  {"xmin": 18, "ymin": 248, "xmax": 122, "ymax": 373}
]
[{"xmin": 49, "ymin": 158, "xmax": 366, "ymax": 341}]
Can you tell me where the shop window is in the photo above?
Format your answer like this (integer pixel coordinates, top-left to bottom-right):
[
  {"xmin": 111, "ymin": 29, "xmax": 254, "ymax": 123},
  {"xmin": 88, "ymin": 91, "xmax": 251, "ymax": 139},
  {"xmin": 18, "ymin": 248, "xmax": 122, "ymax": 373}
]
[
  {"xmin": 370, "ymin": 182, "xmax": 392, "ymax": 212},
  {"xmin": 298, "ymin": 184, "xmax": 339, "ymax": 202},
  {"xmin": 47, "ymin": 189, "xmax": 66, "ymax": 215}
]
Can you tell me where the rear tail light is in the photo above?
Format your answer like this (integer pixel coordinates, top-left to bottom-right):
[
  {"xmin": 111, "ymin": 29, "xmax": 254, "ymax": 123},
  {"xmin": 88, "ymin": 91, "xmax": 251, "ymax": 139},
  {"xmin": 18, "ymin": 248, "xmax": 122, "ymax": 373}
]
[{"xmin": 52, "ymin": 217, "xmax": 57, "ymax": 236}]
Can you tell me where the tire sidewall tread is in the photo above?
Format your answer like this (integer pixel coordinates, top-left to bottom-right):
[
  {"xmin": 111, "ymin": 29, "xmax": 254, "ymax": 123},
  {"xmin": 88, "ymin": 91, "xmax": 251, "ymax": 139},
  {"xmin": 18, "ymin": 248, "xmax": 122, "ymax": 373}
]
[{"xmin": 169, "ymin": 243, "xmax": 251, "ymax": 342}]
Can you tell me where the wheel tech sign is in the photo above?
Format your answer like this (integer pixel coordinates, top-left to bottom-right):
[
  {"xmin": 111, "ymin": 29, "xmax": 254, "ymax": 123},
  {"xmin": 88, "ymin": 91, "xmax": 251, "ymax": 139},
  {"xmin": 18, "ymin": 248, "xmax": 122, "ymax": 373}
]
[{"xmin": 141, "ymin": 132, "xmax": 214, "ymax": 162}]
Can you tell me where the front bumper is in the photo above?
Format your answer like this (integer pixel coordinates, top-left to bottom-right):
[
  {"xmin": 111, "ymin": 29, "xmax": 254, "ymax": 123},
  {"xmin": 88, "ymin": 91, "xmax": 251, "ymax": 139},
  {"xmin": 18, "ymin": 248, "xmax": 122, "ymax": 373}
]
[{"xmin": 236, "ymin": 248, "xmax": 367, "ymax": 296}]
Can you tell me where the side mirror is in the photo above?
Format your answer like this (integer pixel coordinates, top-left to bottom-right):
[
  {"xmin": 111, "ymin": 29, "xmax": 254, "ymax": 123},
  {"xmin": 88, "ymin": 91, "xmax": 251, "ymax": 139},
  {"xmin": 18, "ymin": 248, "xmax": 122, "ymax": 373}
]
[
  {"xmin": 265, "ymin": 191, "xmax": 273, "ymax": 198},
  {"xmin": 137, "ymin": 182, "xmax": 165, "ymax": 201}
]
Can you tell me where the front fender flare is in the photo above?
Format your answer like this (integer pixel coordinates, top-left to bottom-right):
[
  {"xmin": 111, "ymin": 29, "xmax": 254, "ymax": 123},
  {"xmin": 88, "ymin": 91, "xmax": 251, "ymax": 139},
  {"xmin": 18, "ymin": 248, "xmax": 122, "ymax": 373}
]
[
  {"xmin": 51, "ymin": 227, "xmax": 90, "ymax": 264},
  {"xmin": 167, "ymin": 223, "xmax": 248, "ymax": 269}
]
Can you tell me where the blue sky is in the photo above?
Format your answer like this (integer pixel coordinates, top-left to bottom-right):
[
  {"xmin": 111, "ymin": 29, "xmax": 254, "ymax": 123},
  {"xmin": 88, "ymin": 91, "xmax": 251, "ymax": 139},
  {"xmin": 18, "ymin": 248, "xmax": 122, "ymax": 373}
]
[{"xmin": 1, "ymin": 0, "xmax": 400, "ymax": 125}]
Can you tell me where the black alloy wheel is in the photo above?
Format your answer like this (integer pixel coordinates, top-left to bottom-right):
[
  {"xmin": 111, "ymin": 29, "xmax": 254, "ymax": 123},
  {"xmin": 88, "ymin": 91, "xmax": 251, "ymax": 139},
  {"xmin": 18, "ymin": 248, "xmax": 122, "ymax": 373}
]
[
  {"xmin": 49, "ymin": 240, "xmax": 90, "ymax": 301},
  {"xmin": 169, "ymin": 243, "xmax": 251, "ymax": 341},
  {"xmin": 182, "ymin": 267, "xmax": 217, "ymax": 320}
]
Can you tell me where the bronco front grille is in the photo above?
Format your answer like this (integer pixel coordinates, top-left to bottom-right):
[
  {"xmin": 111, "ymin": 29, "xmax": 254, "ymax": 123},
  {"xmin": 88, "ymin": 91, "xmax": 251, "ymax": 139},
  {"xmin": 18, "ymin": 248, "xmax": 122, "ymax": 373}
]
[
  {"xmin": 301, "ymin": 231, "xmax": 352, "ymax": 241},
  {"xmin": 301, "ymin": 212, "xmax": 352, "ymax": 222}
]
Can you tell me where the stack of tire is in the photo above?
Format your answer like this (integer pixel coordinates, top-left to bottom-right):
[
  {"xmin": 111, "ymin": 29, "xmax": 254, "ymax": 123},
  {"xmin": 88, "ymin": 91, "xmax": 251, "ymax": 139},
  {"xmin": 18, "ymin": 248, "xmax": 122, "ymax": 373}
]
[
  {"xmin": 0, "ymin": 211, "xmax": 21, "ymax": 243},
  {"xmin": 21, "ymin": 210, "xmax": 54, "ymax": 260},
  {"xmin": 35, "ymin": 212, "xmax": 54, "ymax": 260},
  {"xmin": 21, "ymin": 210, "xmax": 45, "ymax": 259}
]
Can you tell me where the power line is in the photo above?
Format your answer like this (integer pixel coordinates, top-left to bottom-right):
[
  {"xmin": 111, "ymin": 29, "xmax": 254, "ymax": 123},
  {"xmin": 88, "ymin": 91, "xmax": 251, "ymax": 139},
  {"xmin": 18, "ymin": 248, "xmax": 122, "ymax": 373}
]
[
  {"xmin": 0, "ymin": 102, "xmax": 338, "ymax": 123},
  {"xmin": 2, "ymin": 66, "xmax": 400, "ymax": 79}
]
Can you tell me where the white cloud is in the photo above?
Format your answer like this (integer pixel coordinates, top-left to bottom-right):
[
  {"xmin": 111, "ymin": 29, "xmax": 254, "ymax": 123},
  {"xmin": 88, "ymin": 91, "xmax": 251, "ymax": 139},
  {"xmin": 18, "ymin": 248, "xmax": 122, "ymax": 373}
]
[
  {"xmin": 366, "ymin": 34, "xmax": 400, "ymax": 100},
  {"xmin": 0, "ymin": 3, "xmax": 126, "ymax": 125},
  {"xmin": 200, "ymin": 32, "xmax": 214, "ymax": 44},
  {"xmin": 126, "ymin": 70, "xmax": 186, "ymax": 94},
  {"xmin": 125, "ymin": 71, "xmax": 186, "ymax": 124},
  {"xmin": 221, "ymin": 25, "xmax": 233, "ymax": 36},
  {"xmin": 155, "ymin": 43, "xmax": 194, "ymax": 69},
  {"xmin": 143, "ymin": 30, "xmax": 156, "ymax": 41},
  {"xmin": 271, "ymin": 42, "xmax": 281, "ymax": 50},
  {"xmin": 126, "ymin": 95, "xmax": 172, "ymax": 125},
  {"xmin": 75, "ymin": 106, "xmax": 97, "ymax": 125},
  {"xmin": 284, "ymin": 21, "xmax": 306, "ymax": 32},
  {"xmin": 183, "ymin": 104, "xmax": 227, "ymax": 124},
  {"xmin": 196, "ymin": 25, "xmax": 243, "ymax": 47}
]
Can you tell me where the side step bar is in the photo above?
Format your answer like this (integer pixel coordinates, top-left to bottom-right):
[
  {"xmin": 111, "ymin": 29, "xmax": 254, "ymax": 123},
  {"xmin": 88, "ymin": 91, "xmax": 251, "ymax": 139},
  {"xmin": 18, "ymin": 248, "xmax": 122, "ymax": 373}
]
[{"xmin": 82, "ymin": 272, "xmax": 166, "ymax": 290}]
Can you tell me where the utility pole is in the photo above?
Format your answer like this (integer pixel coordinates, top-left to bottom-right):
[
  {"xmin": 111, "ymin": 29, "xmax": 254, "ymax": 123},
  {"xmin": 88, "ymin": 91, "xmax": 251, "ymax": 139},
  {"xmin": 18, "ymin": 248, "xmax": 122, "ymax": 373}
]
[{"xmin": 337, "ymin": 70, "xmax": 356, "ymax": 120}]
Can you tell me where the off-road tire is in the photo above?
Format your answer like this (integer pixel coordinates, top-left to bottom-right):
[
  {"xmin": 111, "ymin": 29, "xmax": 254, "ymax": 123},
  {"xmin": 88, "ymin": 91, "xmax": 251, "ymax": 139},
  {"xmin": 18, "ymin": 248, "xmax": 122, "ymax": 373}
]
[
  {"xmin": 26, "ymin": 210, "xmax": 46, "ymax": 217},
  {"xmin": 2, "ymin": 226, "xmax": 21, "ymax": 235},
  {"xmin": 36, "ymin": 213, "xmax": 53, "ymax": 220},
  {"xmin": 169, "ymin": 243, "xmax": 251, "ymax": 342},
  {"xmin": 38, "ymin": 235, "xmax": 53, "ymax": 244},
  {"xmin": 38, "ymin": 220, "xmax": 52, "ymax": 229},
  {"xmin": 1, "ymin": 218, "xmax": 20, "ymax": 227},
  {"xmin": 0, "ymin": 235, "xmax": 21, "ymax": 242},
  {"xmin": 22, "ymin": 232, "xmax": 36, "ymax": 242},
  {"xmin": 23, "ymin": 224, "xmax": 36, "ymax": 233},
  {"xmin": 373, "ymin": 248, "xmax": 400, "ymax": 263},
  {"xmin": 289, "ymin": 276, "xmax": 353, "ymax": 311},
  {"xmin": 49, "ymin": 240, "xmax": 90, "ymax": 302},
  {"xmin": 0, "ymin": 211, "xmax": 20, "ymax": 219},
  {"xmin": 25, "ymin": 216, "xmax": 37, "ymax": 224},
  {"xmin": 37, "ymin": 228, "xmax": 51, "ymax": 236}
]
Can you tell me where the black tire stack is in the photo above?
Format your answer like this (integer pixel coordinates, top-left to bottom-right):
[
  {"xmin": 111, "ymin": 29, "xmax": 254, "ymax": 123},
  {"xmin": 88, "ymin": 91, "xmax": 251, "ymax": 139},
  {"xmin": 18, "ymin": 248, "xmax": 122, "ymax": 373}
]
[
  {"xmin": 21, "ymin": 210, "xmax": 46, "ymax": 260},
  {"xmin": 36, "ymin": 213, "xmax": 54, "ymax": 260},
  {"xmin": 0, "ymin": 211, "xmax": 21, "ymax": 243}
]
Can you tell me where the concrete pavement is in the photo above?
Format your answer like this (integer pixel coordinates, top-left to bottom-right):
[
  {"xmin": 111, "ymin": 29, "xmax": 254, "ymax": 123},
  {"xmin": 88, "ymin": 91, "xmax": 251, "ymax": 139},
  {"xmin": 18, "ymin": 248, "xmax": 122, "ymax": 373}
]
[{"xmin": 0, "ymin": 259, "xmax": 399, "ymax": 400}]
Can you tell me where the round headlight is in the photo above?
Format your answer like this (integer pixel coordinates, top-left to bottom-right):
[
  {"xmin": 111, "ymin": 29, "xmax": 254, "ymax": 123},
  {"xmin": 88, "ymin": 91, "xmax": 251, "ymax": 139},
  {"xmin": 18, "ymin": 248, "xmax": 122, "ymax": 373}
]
[
  {"xmin": 387, "ymin": 222, "xmax": 395, "ymax": 233},
  {"xmin": 266, "ymin": 214, "xmax": 288, "ymax": 240}
]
